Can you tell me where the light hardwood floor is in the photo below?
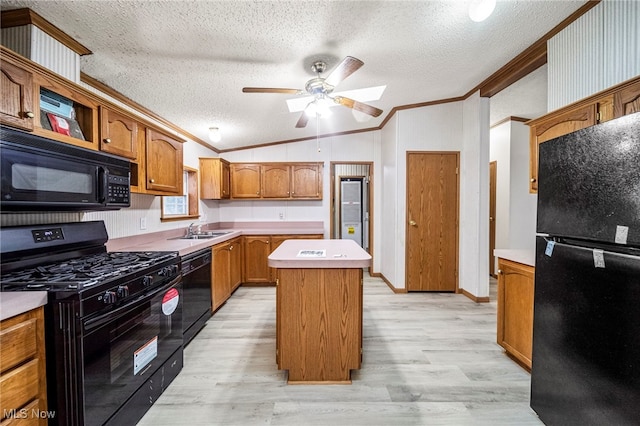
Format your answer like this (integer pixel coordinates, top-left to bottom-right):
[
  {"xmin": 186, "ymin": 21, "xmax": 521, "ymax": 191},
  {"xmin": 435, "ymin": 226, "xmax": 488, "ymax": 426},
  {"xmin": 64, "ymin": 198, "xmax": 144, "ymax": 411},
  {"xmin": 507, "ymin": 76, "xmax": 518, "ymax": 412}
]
[{"xmin": 138, "ymin": 274, "xmax": 543, "ymax": 425}]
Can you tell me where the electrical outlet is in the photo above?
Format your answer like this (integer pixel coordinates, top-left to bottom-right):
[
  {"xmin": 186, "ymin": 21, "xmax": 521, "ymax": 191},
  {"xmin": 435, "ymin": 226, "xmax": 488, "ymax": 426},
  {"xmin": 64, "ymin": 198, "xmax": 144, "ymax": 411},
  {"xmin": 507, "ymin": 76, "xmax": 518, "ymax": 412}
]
[
  {"xmin": 140, "ymin": 217, "xmax": 147, "ymax": 230},
  {"xmin": 279, "ymin": 212, "xmax": 285, "ymax": 220}
]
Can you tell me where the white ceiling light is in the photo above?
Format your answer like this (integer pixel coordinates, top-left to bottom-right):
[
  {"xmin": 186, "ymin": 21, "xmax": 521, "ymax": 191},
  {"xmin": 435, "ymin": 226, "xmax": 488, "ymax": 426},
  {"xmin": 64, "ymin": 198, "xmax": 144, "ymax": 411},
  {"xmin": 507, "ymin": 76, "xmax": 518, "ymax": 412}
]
[
  {"xmin": 208, "ymin": 127, "xmax": 221, "ymax": 143},
  {"xmin": 469, "ymin": 0, "xmax": 496, "ymax": 22},
  {"xmin": 287, "ymin": 86, "xmax": 387, "ymax": 113},
  {"xmin": 305, "ymin": 97, "xmax": 333, "ymax": 118}
]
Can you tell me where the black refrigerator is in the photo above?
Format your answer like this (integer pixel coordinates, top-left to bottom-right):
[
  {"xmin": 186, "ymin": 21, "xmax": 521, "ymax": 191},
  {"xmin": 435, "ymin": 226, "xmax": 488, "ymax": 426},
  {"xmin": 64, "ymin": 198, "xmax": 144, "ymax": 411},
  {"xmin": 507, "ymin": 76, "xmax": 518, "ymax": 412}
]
[{"xmin": 530, "ymin": 112, "xmax": 640, "ymax": 425}]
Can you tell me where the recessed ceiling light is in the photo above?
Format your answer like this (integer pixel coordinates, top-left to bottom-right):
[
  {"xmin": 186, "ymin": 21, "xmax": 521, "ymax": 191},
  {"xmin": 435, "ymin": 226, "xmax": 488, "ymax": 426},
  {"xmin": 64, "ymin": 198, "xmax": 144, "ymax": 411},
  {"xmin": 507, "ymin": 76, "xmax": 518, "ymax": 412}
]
[
  {"xmin": 469, "ymin": 0, "xmax": 496, "ymax": 22},
  {"xmin": 208, "ymin": 127, "xmax": 221, "ymax": 142}
]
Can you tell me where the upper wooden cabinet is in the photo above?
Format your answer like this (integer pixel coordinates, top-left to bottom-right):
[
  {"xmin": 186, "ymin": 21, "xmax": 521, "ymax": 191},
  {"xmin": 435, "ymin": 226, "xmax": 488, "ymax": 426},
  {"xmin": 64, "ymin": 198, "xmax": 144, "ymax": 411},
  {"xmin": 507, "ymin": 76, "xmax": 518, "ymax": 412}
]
[
  {"xmin": 0, "ymin": 60, "xmax": 35, "ymax": 131},
  {"xmin": 527, "ymin": 76, "xmax": 640, "ymax": 193},
  {"xmin": 262, "ymin": 164, "xmax": 290, "ymax": 198},
  {"xmin": 143, "ymin": 127, "xmax": 184, "ymax": 195},
  {"xmin": 231, "ymin": 163, "xmax": 262, "ymax": 198},
  {"xmin": 99, "ymin": 106, "xmax": 138, "ymax": 159},
  {"xmin": 614, "ymin": 78, "xmax": 640, "ymax": 117},
  {"xmin": 231, "ymin": 162, "xmax": 323, "ymax": 200},
  {"xmin": 0, "ymin": 48, "xmax": 187, "ymax": 196},
  {"xmin": 200, "ymin": 158, "xmax": 231, "ymax": 200},
  {"xmin": 291, "ymin": 163, "xmax": 322, "ymax": 198}
]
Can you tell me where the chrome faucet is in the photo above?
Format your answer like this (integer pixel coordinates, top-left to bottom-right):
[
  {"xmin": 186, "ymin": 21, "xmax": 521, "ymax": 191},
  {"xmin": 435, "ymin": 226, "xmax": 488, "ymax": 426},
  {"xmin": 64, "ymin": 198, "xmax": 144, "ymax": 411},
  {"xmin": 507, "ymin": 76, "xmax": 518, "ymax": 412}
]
[{"xmin": 187, "ymin": 222, "xmax": 196, "ymax": 236}]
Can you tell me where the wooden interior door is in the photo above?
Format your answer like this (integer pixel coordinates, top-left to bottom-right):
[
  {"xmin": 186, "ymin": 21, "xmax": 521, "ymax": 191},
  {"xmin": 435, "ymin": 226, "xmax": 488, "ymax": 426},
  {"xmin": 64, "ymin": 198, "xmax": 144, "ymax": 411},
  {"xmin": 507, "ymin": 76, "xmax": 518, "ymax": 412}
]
[
  {"xmin": 489, "ymin": 161, "xmax": 497, "ymax": 277},
  {"xmin": 406, "ymin": 152, "xmax": 459, "ymax": 291}
]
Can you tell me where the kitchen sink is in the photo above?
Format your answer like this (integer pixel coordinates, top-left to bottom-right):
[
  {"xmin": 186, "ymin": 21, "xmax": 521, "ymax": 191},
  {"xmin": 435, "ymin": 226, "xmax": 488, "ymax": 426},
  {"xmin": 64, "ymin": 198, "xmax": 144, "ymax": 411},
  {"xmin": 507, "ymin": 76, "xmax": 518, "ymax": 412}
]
[{"xmin": 169, "ymin": 231, "xmax": 231, "ymax": 240}]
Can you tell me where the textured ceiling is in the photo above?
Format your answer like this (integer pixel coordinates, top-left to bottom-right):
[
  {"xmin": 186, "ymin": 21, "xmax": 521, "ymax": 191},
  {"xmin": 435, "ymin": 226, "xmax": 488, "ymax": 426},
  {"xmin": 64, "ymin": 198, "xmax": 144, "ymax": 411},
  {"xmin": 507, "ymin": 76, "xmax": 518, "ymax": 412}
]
[{"xmin": 2, "ymin": 0, "xmax": 587, "ymax": 151}]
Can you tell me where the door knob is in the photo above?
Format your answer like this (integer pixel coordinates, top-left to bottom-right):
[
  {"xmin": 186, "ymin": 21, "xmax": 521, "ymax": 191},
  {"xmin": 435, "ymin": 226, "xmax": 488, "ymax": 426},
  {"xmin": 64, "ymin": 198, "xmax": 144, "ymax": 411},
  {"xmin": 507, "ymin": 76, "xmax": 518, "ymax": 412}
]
[{"xmin": 409, "ymin": 220, "xmax": 417, "ymax": 226}]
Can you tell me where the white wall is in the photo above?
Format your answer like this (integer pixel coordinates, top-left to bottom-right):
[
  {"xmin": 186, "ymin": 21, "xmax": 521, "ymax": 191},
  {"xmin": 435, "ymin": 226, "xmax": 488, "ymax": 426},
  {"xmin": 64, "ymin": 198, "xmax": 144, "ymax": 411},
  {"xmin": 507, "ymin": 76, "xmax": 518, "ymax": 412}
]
[
  {"xmin": 389, "ymin": 101, "xmax": 465, "ymax": 290},
  {"xmin": 219, "ymin": 131, "xmax": 383, "ymax": 273},
  {"xmin": 380, "ymin": 113, "xmax": 399, "ymax": 286},
  {"xmin": 508, "ymin": 122, "xmax": 537, "ymax": 250},
  {"xmin": 548, "ymin": 0, "xmax": 640, "ymax": 110},
  {"xmin": 490, "ymin": 123, "xmax": 511, "ymax": 253},
  {"xmin": 489, "ymin": 121, "xmax": 538, "ymax": 269},
  {"xmin": 459, "ymin": 93, "xmax": 490, "ymax": 298}
]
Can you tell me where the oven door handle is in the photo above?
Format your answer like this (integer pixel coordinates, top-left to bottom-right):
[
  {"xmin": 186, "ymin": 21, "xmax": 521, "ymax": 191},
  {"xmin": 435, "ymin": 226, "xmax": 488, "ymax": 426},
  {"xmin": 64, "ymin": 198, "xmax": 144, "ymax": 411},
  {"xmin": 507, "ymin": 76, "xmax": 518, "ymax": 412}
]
[{"xmin": 83, "ymin": 276, "xmax": 181, "ymax": 332}]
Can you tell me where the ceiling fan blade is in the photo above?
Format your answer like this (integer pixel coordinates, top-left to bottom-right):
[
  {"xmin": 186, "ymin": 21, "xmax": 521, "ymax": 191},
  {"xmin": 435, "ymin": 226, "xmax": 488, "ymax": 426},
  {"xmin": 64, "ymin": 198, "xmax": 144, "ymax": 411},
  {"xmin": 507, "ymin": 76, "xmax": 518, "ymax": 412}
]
[
  {"xmin": 295, "ymin": 111, "xmax": 309, "ymax": 128},
  {"xmin": 242, "ymin": 87, "xmax": 303, "ymax": 94},
  {"xmin": 333, "ymin": 96, "xmax": 383, "ymax": 117},
  {"xmin": 324, "ymin": 56, "xmax": 364, "ymax": 87}
]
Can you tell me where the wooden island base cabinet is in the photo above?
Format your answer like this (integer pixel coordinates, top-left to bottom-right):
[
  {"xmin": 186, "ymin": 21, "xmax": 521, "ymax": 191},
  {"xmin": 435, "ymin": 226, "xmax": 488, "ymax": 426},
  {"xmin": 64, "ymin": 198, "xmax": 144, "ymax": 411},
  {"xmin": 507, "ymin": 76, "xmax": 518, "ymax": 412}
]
[{"xmin": 269, "ymin": 239, "xmax": 371, "ymax": 384}]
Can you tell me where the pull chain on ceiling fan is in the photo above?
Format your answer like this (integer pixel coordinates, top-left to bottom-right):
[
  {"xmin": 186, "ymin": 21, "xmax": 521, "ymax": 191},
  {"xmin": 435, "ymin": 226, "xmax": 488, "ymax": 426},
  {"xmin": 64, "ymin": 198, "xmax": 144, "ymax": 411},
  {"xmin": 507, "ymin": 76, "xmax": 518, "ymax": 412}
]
[{"xmin": 242, "ymin": 56, "xmax": 383, "ymax": 128}]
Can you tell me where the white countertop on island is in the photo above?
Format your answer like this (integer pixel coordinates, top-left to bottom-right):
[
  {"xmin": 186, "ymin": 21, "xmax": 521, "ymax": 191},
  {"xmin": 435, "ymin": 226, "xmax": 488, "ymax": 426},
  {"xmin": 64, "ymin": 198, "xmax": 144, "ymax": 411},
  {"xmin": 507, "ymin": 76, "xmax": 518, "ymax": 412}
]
[{"xmin": 269, "ymin": 239, "xmax": 371, "ymax": 269}]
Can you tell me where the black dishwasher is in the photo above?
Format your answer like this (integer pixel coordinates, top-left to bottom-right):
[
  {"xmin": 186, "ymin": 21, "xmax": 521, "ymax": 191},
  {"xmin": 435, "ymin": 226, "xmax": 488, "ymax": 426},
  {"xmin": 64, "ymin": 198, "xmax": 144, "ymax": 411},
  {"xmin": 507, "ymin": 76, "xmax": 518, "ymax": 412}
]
[{"xmin": 181, "ymin": 248, "xmax": 212, "ymax": 345}]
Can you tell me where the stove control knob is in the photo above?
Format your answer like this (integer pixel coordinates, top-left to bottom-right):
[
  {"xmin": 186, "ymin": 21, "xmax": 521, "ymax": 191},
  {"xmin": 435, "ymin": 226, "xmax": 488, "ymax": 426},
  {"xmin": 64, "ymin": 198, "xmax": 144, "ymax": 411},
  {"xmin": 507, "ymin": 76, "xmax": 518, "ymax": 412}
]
[
  {"xmin": 102, "ymin": 291, "xmax": 117, "ymax": 305},
  {"xmin": 117, "ymin": 285, "xmax": 130, "ymax": 298},
  {"xmin": 143, "ymin": 275, "xmax": 153, "ymax": 287},
  {"xmin": 159, "ymin": 265, "xmax": 178, "ymax": 277}
]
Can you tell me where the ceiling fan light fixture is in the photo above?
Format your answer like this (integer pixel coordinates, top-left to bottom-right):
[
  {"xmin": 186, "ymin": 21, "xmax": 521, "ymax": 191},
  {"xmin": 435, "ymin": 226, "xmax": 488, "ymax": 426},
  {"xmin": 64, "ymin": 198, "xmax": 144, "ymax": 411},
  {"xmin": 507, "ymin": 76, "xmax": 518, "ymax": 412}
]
[
  {"xmin": 469, "ymin": 0, "xmax": 496, "ymax": 22},
  {"xmin": 208, "ymin": 127, "xmax": 221, "ymax": 143},
  {"xmin": 305, "ymin": 98, "xmax": 333, "ymax": 118}
]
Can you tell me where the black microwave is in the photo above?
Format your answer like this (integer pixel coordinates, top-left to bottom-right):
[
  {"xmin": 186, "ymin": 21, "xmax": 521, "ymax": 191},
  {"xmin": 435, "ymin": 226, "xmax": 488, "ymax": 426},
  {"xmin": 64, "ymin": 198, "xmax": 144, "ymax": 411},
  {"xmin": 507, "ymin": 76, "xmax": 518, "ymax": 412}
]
[{"xmin": 0, "ymin": 126, "xmax": 130, "ymax": 211}]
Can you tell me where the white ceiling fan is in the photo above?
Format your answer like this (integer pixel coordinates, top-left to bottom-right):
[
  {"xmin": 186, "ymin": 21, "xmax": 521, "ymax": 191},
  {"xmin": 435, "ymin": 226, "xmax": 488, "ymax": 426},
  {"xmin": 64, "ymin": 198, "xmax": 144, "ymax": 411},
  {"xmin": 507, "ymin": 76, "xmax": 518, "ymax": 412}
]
[{"xmin": 242, "ymin": 56, "xmax": 384, "ymax": 128}]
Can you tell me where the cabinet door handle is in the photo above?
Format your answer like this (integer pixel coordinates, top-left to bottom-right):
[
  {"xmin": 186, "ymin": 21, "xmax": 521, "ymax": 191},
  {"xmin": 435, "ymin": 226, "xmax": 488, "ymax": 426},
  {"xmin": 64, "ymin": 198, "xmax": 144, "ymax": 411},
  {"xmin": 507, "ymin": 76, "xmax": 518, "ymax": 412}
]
[
  {"xmin": 229, "ymin": 245, "xmax": 234, "ymax": 251},
  {"xmin": 530, "ymin": 178, "xmax": 537, "ymax": 183},
  {"xmin": 149, "ymin": 179, "xmax": 155, "ymax": 183},
  {"xmin": 103, "ymin": 138, "xmax": 111, "ymax": 144},
  {"xmin": 25, "ymin": 111, "xmax": 35, "ymax": 118},
  {"xmin": 409, "ymin": 220, "xmax": 417, "ymax": 226},
  {"xmin": 497, "ymin": 269, "xmax": 503, "ymax": 275}
]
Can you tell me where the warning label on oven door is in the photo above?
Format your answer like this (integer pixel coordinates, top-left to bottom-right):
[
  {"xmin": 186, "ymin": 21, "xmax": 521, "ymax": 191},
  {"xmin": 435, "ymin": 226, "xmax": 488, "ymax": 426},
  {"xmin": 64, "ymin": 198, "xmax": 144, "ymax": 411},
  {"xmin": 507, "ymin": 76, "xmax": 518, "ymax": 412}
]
[
  {"xmin": 134, "ymin": 336, "xmax": 158, "ymax": 375},
  {"xmin": 162, "ymin": 288, "xmax": 179, "ymax": 315}
]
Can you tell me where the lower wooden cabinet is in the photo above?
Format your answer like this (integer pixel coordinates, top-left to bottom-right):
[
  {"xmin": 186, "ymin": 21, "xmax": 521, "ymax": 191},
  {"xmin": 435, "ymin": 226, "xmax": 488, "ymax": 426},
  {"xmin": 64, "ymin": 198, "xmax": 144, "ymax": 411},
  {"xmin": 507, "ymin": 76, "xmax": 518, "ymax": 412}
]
[
  {"xmin": 243, "ymin": 236, "xmax": 273, "ymax": 284},
  {"xmin": 211, "ymin": 237, "xmax": 243, "ymax": 311},
  {"xmin": 496, "ymin": 258, "xmax": 534, "ymax": 370},
  {"xmin": 243, "ymin": 234, "xmax": 324, "ymax": 285},
  {"xmin": 0, "ymin": 307, "xmax": 47, "ymax": 425},
  {"xmin": 212, "ymin": 242, "xmax": 231, "ymax": 311},
  {"xmin": 229, "ymin": 237, "xmax": 242, "ymax": 291}
]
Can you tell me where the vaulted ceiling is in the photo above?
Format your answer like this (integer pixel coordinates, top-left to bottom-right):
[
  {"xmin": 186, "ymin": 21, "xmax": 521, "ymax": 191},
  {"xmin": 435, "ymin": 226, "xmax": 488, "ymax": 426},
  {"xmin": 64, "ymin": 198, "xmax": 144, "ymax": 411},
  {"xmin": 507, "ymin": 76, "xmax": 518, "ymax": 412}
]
[{"xmin": 1, "ymin": 1, "xmax": 591, "ymax": 151}]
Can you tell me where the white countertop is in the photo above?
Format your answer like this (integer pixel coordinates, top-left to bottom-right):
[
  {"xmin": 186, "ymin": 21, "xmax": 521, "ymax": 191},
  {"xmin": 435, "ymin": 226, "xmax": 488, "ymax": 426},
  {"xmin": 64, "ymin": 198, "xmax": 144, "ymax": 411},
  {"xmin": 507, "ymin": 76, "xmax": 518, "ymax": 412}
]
[
  {"xmin": 268, "ymin": 239, "xmax": 371, "ymax": 268},
  {"xmin": 494, "ymin": 249, "xmax": 535, "ymax": 267},
  {"xmin": 0, "ymin": 292, "xmax": 48, "ymax": 321}
]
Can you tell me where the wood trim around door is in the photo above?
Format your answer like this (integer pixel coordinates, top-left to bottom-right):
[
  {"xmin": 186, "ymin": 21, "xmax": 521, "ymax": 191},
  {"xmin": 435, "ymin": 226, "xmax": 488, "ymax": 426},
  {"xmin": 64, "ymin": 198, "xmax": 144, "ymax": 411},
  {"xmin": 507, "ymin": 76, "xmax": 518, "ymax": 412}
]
[
  {"xmin": 405, "ymin": 151, "xmax": 460, "ymax": 293},
  {"xmin": 329, "ymin": 161, "xmax": 374, "ymax": 266}
]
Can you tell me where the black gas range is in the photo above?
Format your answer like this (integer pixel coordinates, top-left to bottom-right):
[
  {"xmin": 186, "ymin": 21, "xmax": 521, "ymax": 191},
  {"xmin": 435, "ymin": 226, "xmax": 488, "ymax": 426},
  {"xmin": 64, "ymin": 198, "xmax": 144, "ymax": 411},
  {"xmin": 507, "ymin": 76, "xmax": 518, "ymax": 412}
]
[{"xmin": 0, "ymin": 221, "xmax": 184, "ymax": 426}]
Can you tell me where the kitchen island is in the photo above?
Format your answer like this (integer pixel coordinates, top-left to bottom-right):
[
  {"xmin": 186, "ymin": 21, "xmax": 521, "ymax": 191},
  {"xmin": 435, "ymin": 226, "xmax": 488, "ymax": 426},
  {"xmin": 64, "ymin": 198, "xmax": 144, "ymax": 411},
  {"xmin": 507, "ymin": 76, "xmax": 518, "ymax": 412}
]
[{"xmin": 268, "ymin": 239, "xmax": 371, "ymax": 384}]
